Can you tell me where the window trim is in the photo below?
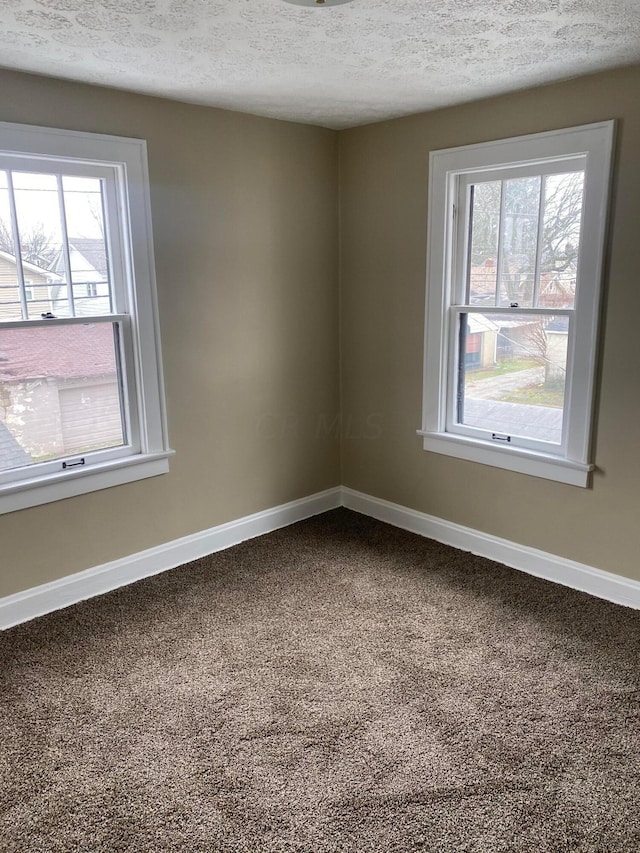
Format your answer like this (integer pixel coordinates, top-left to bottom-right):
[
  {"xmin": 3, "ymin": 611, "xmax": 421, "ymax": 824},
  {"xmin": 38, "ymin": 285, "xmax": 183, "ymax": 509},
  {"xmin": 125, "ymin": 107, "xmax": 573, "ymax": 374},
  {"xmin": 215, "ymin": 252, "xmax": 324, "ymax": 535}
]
[
  {"xmin": 0, "ymin": 121, "xmax": 173, "ymax": 514},
  {"xmin": 419, "ymin": 121, "xmax": 615, "ymax": 487}
]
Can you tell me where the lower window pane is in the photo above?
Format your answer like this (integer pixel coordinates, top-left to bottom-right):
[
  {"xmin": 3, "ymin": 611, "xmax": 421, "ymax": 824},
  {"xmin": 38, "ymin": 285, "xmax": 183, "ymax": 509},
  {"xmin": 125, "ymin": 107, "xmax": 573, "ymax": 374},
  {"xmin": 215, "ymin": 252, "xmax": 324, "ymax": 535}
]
[
  {"xmin": 456, "ymin": 313, "xmax": 568, "ymax": 445},
  {"xmin": 0, "ymin": 322, "xmax": 125, "ymax": 472}
]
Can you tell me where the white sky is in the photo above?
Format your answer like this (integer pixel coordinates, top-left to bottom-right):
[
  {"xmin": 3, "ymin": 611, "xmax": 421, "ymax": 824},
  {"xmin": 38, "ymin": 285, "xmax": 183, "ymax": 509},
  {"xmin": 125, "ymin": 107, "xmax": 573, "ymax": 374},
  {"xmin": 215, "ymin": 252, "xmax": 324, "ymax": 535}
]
[{"xmin": 0, "ymin": 171, "xmax": 104, "ymax": 247}]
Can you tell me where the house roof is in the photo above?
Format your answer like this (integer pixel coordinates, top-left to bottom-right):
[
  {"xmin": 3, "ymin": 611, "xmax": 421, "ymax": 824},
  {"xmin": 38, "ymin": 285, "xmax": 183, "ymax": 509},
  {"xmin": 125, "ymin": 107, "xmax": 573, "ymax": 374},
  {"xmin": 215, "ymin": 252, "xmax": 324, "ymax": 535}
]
[
  {"xmin": 469, "ymin": 262, "xmax": 499, "ymax": 300},
  {"xmin": 0, "ymin": 420, "xmax": 31, "ymax": 469},
  {"xmin": 467, "ymin": 314, "xmax": 499, "ymax": 335},
  {"xmin": 0, "ymin": 249, "xmax": 61, "ymax": 281},
  {"xmin": 0, "ymin": 323, "xmax": 116, "ymax": 383},
  {"xmin": 469, "ymin": 260, "xmax": 576, "ymax": 308},
  {"xmin": 69, "ymin": 239, "xmax": 108, "ymax": 279},
  {"xmin": 49, "ymin": 239, "xmax": 108, "ymax": 283}
]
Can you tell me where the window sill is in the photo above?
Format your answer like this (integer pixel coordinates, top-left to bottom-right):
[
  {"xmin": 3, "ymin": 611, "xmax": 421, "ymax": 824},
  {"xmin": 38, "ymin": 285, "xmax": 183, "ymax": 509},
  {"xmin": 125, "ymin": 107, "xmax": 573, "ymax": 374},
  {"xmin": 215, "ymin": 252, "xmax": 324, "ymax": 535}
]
[
  {"xmin": 0, "ymin": 450, "xmax": 175, "ymax": 515},
  {"xmin": 417, "ymin": 430, "xmax": 592, "ymax": 487}
]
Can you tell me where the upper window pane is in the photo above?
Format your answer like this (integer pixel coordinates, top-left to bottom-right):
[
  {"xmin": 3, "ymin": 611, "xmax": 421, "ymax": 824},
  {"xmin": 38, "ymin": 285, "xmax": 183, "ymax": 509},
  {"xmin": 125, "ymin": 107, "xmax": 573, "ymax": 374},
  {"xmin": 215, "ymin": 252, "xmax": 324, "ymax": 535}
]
[
  {"xmin": 466, "ymin": 170, "xmax": 584, "ymax": 310},
  {"xmin": 0, "ymin": 170, "xmax": 114, "ymax": 322}
]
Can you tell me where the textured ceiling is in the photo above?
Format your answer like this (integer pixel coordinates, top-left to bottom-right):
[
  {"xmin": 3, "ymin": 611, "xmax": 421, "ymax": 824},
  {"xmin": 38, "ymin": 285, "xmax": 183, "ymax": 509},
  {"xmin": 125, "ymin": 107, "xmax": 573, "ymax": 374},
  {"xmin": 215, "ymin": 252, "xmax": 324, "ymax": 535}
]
[{"xmin": 0, "ymin": 0, "xmax": 639, "ymax": 128}]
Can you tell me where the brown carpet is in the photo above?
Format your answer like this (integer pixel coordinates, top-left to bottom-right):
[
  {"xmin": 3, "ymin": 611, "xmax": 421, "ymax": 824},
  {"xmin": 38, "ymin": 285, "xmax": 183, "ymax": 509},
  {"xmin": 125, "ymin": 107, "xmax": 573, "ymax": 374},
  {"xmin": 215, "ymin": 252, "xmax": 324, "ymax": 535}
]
[{"xmin": 1, "ymin": 508, "xmax": 639, "ymax": 852}]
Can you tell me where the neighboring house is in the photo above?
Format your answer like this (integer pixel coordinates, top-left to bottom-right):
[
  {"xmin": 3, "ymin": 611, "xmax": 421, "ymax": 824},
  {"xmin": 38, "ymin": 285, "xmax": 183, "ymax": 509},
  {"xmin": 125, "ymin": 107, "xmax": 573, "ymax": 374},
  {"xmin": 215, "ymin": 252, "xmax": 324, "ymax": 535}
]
[
  {"xmin": 0, "ymin": 238, "xmax": 111, "ymax": 322},
  {"xmin": 49, "ymin": 238, "xmax": 111, "ymax": 316},
  {"xmin": 0, "ymin": 250, "xmax": 61, "ymax": 321},
  {"xmin": 464, "ymin": 313, "xmax": 500, "ymax": 369},
  {"xmin": 469, "ymin": 258, "xmax": 577, "ymax": 308},
  {"xmin": 0, "ymin": 323, "xmax": 122, "ymax": 468},
  {"xmin": 465, "ymin": 260, "xmax": 570, "ymax": 373}
]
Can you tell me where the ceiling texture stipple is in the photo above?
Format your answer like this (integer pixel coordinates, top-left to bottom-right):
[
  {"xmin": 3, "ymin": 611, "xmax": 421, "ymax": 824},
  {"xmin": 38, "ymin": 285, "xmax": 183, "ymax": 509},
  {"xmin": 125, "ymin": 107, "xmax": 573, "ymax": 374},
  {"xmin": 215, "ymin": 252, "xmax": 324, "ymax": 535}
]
[{"xmin": 0, "ymin": 0, "xmax": 639, "ymax": 128}]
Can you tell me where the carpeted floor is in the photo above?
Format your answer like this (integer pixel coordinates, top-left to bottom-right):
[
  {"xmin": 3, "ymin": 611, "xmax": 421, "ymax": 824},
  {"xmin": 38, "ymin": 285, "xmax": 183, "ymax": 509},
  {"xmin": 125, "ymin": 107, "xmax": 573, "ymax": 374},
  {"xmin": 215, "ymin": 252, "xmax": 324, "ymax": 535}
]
[{"xmin": 1, "ymin": 508, "xmax": 639, "ymax": 852}]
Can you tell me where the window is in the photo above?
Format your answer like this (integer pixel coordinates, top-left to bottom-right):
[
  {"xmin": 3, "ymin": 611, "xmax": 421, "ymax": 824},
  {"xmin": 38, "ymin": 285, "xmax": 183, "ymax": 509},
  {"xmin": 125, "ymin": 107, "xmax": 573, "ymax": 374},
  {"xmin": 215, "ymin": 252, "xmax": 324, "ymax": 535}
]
[
  {"xmin": 420, "ymin": 122, "xmax": 615, "ymax": 487},
  {"xmin": 0, "ymin": 121, "xmax": 172, "ymax": 513}
]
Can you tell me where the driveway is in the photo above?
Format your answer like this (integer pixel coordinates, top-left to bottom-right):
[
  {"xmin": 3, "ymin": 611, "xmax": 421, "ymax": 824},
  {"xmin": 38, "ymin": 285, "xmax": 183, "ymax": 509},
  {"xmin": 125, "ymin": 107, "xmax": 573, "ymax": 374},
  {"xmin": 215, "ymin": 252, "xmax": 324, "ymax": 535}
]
[{"xmin": 465, "ymin": 366, "xmax": 545, "ymax": 399}]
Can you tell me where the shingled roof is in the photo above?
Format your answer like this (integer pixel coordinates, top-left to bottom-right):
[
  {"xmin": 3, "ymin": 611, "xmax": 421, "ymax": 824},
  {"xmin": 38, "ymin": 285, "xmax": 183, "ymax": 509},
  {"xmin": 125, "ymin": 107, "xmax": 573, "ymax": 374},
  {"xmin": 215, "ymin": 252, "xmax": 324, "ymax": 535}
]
[
  {"xmin": 0, "ymin": 421, "xmax": 31, "ymax": 469},
  {"xmin": 0, "ymin": 323, "xmax": 116, "ymax": 383},
  {"xmin": 49, "ymin": 239, "xmax": 108, "ymax": 281},
  {"xmin": 0, "ymin": 250, "xmax": 61, "ymax": 281}
]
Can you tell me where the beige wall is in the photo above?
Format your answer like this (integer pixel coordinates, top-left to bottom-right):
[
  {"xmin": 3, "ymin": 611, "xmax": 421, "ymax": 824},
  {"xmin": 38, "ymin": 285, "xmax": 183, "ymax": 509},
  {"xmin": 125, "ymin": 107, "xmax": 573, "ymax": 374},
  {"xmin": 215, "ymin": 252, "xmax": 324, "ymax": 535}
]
[
  {"xmin": 340, "ymin": 65, "xmax": 640, "ymax": 582},
  {"xmin": 2, "ymin": 62, "xmax": 639, "ymax": 600},
  {"xmin": 0, "ymin": 69, "xmax": 340, "ymax": 598}
]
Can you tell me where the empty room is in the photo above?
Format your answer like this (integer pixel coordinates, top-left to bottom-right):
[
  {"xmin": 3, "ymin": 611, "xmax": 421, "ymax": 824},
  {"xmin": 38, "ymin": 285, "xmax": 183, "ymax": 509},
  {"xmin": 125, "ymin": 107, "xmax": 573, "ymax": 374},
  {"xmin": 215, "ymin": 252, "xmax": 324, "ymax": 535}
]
[{"xmin": 1, "ymin": 1, "xmax": 639, "ymax": 850}]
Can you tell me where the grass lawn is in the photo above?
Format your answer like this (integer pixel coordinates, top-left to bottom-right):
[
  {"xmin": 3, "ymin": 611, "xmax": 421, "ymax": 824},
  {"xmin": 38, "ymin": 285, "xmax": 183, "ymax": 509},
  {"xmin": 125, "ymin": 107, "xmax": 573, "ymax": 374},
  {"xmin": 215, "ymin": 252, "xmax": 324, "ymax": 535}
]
[
  {"xmin": 467, "ymin": 357, "xmax": 540, "ymax": 382},
  {"xmin": 502, "ymin": 383, "xmax": 565, "ymax": 408}
]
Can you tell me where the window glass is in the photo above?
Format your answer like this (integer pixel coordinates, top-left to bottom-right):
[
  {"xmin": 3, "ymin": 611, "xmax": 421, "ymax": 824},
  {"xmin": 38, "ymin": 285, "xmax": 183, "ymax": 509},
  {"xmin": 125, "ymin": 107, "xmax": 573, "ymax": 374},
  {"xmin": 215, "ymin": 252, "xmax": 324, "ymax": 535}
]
[
  {"xmin": 458, "ymin": 169, "xmax": 581, "ymax": 445},
  {"xmin": 0, "ymin": 171, "xmax": 114, "ymax": 321},
  {"xmin": 467, "ymin": 171, "xmax": 584, "ymax": 310},
  {"xmin": 499, "ymin": 176, "xmax": 541, "ymax": 307},
  {"xmin": 62, "ymin": 176, "xmax": 113, "ymax": 316},
  {"xmin": 467, "ymin": 180, "xmax": 500, "ymax": 305},
  {"xmin": 0, "ymin": 173, "xmax": 22, "ymax": 321},
  {"xmin": 538, "ymin": 172, "xmax": 584, "ymax": 310},
  {"xmin": 12, "ymin": 172, "xmax": 66, "ymax": 320},
  {"xmin": 456, "ymin": 313, "xmax": 568, "ymax": 446},
  {"xmin": 456, "ymin": 168, "xmax": 584, "ymax": 445},
  {"xmin": 0, "ymin": 323, "xmax": 125, "ymax": 472}
]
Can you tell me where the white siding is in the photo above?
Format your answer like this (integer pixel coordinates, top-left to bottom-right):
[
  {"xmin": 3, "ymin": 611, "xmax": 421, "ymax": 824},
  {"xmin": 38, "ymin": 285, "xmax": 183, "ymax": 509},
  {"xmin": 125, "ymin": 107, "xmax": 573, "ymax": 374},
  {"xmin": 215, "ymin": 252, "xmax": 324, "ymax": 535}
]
[{"xmin": 59, "ymin": 381, "xmax": 123, "ymax": 455}]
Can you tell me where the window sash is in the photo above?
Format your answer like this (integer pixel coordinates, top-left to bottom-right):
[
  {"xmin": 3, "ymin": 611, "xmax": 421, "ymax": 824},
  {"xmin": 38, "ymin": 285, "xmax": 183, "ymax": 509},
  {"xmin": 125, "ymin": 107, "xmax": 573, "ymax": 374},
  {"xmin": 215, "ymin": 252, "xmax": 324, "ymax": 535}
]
[
  {"xmin": 447, "ymin": 156, "xmax": 588, "ymax": 457},
  {"xmin": 455, "ymin": 156, "xmax": 586, "ymax": 185},
  {"xmin": 0, "ymin": 153, "xmax": 143, "ymax": 482},
  {"xmin": 0, "ymin": 155, "xmax": 129, "ymax": 320},
  {"xmin": 444, "ymin": 307, "xmax": 574, "ymax": 455},
  {"xmin": 0, "ymin": 315, "xmax": 141, "ymax": 486},
  {"xmin": 453, "ymin": 164, "xmax": 586, "ymax": 309},
  {"xmin": 448, "ymin": 157, "xmax": 583, "ymax": 457}
]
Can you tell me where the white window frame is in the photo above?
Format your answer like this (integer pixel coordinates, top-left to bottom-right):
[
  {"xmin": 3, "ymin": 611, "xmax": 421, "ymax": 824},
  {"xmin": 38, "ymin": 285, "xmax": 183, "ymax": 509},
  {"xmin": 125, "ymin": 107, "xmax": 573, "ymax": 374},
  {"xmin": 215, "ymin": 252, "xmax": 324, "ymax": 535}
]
[
  {"xmin": 419, "ymin": 122, "xmax": 615, "ymax": 487},
  {"xmin": 0, "ymin": 121, "xmax": 173, "ymax": 513}
]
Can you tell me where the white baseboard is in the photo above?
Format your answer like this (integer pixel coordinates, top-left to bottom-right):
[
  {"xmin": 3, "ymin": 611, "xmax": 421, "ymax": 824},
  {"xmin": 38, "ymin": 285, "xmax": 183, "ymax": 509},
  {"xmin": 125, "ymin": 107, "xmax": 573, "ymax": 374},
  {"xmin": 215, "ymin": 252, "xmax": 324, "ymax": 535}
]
[
  {"xmin": 3, "ymin": 483, "xmax": 638, "ymax": 630},
  {"xmin": 0, "ymin": 487, "xmax": 342, "ymax": 630},
  {"xmin": 342, "ymin": 487, "xmax": 640, "ymax": 610}
]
